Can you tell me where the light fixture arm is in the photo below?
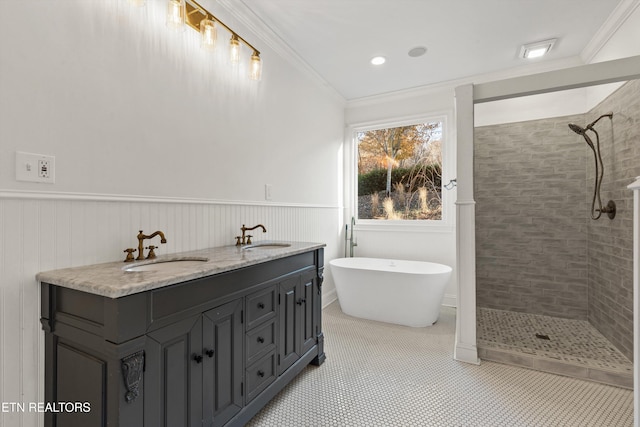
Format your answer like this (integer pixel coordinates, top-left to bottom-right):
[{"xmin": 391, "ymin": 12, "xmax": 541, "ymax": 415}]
[{"xmin": 185, "ymin": 0, "xmax": 260, "ymax": 56}]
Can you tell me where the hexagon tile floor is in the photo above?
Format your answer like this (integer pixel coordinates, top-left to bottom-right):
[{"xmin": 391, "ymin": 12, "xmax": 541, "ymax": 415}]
[{"xmin": 246, "ymin": 301, "xmax": 632, "ymax": 427}]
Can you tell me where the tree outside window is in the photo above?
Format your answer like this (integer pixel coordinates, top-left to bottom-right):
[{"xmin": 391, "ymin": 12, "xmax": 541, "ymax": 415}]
[{"xmin": 357, "ymin": 121, "xmax": 442, "ymax": 220}]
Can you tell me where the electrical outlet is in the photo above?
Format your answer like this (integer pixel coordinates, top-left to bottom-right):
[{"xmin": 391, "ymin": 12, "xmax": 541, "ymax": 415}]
[
  {"xmin": 265, "ymin": 184, "xmax": 273, "ymax": 201},
  {"xmin": 39, "ymin": 159, "xmax": 51, "ymax": 179},
  {"xmin": 16, "ymin": 151, "xmax": 55, "ymax": 183}
]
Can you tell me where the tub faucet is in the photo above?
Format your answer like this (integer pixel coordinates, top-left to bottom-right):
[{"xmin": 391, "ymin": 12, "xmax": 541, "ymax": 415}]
[
  {"xmin": 136, "ymin": 230, "xmax": 167, "ymax": 260},
  {"xmin": 345, "ymin": 216, "xmax": 358, "ymax": 258},
  {"xmin": 237, "ymin": 224, "xmax": 266, "ymax": 245}
]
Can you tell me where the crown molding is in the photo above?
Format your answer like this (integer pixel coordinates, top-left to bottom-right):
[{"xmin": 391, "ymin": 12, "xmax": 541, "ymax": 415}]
[
  {"xmin": 215, "ymin": 0, "xmax": 346, "ymax": 106},
  {"xmin": 581, "ymin": 0, "xmax": 640, "ymax": 63}
]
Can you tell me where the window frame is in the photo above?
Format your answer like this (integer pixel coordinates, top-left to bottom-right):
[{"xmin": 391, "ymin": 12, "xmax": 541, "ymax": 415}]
[{"xmin": 347, "ymin": 112, "xmax": 455, "ymax": 232}]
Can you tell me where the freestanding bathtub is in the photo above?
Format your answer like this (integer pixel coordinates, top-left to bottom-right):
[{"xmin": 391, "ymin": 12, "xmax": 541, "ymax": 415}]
[{"xmin": 329, "ymin": 257, "xmax": 452, "ymax": 327}]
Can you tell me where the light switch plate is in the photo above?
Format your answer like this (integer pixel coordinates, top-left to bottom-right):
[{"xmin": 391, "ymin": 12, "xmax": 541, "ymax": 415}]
[{"xmin": 16, "ymin": 151, "xmax": 55, "ymax": 183}]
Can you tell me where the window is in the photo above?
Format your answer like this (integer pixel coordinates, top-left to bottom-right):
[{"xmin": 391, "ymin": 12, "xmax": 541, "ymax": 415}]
[{"xmin": 356, "ymin": 120, "xmax": 443, "ymax": 221}]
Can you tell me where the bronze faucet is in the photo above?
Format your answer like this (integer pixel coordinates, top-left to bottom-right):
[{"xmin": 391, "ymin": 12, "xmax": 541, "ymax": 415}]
[
  {"xmin": 236, "ymin": 224, "xmax": 266, "ymax": 245},
  {"xmin": 136, "ymin": 230, "xmax": 167, "ymax": 260}
]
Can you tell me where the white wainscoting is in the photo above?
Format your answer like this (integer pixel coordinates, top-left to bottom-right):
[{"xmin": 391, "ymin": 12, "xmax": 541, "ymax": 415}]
[{"xmin": 0, "ymin": 191, "xmax": 341, "ymax": 427}]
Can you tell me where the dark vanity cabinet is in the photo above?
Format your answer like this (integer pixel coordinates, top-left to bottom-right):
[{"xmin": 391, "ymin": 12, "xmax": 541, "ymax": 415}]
[{"xmin": 40, "ymin": 248, "xmax": 325, "ymax": 427}]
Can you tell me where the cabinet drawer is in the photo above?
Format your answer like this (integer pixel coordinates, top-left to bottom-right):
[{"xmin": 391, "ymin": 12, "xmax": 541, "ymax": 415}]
[
  {"xmin": 246, "ymin": 285, "xmax": 276, "ymax": 329},
  {"xmin": 245, "ymin": 351, "xmax": 276, "ymax": 404},
  {"xmin": 246, "ymin": 320, "xmax": 276, "ymax": 365}
]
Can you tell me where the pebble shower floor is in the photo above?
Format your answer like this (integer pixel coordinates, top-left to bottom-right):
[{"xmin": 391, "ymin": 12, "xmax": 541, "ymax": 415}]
[
  {"xmin": 477, "ymin": 307, "xmax": 633, "ymax": 389},
  {"xmin": 247, "ymin": 301, "xmax": 632, "ymax": 427}
]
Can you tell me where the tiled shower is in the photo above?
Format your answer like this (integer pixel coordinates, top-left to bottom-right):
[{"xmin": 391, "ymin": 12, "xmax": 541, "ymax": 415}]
[{"xmin": 474, "ymin": 80, "xmax": 640, "ymax": 385}]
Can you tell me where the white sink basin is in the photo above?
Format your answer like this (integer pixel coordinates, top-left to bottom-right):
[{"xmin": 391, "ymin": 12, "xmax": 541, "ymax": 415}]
[
  {"xmin": 124, "ymin": 258, "xmax": 208, "ymax": 272},
  {"xmin": 242, "ymin": 243, "xmax": 292, "ymax": 250}
]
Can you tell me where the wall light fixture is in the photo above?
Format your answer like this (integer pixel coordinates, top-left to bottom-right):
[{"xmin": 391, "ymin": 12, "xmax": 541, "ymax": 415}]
[
  {"xmin": 166, "ymin": 0, "xmax": 186, "ymax": 32},
  {"xmin": 159, "ymin": 0, "xmax": 262, "ymax": 80},
  {"xmin": 200, "ymin": 18, "xmax": 217, "ymax": 51}
]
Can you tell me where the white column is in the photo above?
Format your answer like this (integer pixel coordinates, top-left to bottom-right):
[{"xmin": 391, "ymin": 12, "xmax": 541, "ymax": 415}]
[
  {"xmin": 627, "ymin": 176, "xmax": 640, "ymax": 427},
  {"xmin": 454, "ymin": 84, "xmax": 479, "ymax": 364}
]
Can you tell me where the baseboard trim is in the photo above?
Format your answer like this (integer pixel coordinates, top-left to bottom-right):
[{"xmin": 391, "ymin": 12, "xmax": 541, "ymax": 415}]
[
  {"xmin": 454, "ymin": 342, "xmax": 480, "ymax": 365},
  {"xmin": 322, "ymin": 288, "xmax": 338, "ymax": 309},
  {"xmin": 442, "ymin": 293, "xmax": 457, "ymax": 308}
]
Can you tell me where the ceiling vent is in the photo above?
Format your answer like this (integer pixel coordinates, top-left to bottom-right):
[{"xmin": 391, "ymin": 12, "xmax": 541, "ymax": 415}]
[{"xmin": 520, "ymin": 38, "xmax": 557, "ymax": 59}]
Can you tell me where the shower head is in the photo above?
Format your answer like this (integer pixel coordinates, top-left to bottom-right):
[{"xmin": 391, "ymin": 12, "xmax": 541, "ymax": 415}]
[
  {"xmin": 569, "ymin": 122, "xmax": 595, "ymax": 150},
  {"xmin": 568, "ymin": 123, "xmax": 586, "ymax": 135},
  {"xmin": 569, "ymin": 113, "xmax": 613, "ymax": 135}
]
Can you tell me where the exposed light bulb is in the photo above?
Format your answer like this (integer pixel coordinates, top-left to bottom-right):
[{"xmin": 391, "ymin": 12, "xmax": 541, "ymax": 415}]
[
  {"xmin": 200, "ymin": 19, "xmax": 217, "ymax": 51},
  {"xmin": 249, "ymin": 52, "xmax": 262, "ymax": 81},
  {"xmin": 229, "ymin": 35, "xmax": 241, "ymax": 64},
  {"xmin": 166, "ymin": 0, "xmax": 185, "ymax": 31}
]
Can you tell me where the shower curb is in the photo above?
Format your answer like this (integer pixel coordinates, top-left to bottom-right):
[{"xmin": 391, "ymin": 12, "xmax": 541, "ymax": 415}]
[{"xmin": 478, "ymin": 346, "xmax": 633, "ymax": 389}]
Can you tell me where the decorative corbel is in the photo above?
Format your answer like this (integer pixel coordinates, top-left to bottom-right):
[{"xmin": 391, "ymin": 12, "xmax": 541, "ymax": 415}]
[{"xmin": 121, "ymin": 350, "xmax": 145, "ymax": 403}]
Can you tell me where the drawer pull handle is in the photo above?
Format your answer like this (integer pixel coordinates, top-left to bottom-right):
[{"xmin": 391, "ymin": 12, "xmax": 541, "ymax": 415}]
[
  {"xmin": 257, "ymin": 336, "xmax": 265, "ymax": 343},
  {"xmin": 296, "ymin": 298, "xmax": 306, "ymax": 305},
  {"xmin": 205, "ymin": 349, "xmax": 215, "ymax": 358},
  {"xmin": 192, "ymin": 353, "xmax": 203, "ymax": 364},
  {"xmin": 257, "ymin": 370, "xmax": 265, "ymax": 377},
  {"xmin": 258, "ymin": 303, "xmax": 265, "ymax": 309}
]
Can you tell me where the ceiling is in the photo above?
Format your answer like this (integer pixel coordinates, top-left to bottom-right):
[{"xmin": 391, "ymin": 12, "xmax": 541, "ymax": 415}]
[{"xmin": 239, "ymin": 0, "xmax": 623, "ymax": 100}]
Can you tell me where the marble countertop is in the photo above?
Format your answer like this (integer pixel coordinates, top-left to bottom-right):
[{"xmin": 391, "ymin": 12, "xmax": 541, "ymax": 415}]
[{"xmin": 36, "ymin": 241, "xmax": 325, "ymax": 299}]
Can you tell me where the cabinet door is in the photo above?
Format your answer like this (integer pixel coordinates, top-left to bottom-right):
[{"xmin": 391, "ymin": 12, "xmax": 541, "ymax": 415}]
[
  {"xmin": 300, "ymin": 270, "xmax": 317, "ymax": 355},
  {"xmin": 55, "ymin": 343, "xmax": 106, "ymax": 427},
  {"xmin": 202, "ymin": 299, "xmax": 243, "ymax": 427},
  {"xmin": 278, "ymin": 276, "xmax": 301, "ymax": 374},
  {"xmin": 145, "ymin": 315, "xmax": 202, "ymax": 427}
]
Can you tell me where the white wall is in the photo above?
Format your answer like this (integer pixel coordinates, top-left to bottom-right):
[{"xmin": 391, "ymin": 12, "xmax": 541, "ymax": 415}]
[
  {"xmin": 474, "ymin": 87, "xmax": 588, "ymax": 126},
  {"xmin": 0, "ymin": 1, "xmax": 344, "ymax": 204},
  {"xmin": 0, "ymin": 1, "xmax": 344, "ymax": 425},
  {"xmin": 474, "ymin": 82, "xmax": 625, "ymax": 126}
]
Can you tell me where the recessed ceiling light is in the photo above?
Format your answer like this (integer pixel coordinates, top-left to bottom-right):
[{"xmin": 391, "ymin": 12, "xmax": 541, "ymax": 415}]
[
  {"xmin": 370, "ymin": 56, "xmax": 386, "ymax": 65},
  {"xmin": 520, "ymin": 38, "xmax": 557, "ymax": 59},
  {"xmin": 408, "ymin": 46, "xmax": 427, "ymax": 57}
]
